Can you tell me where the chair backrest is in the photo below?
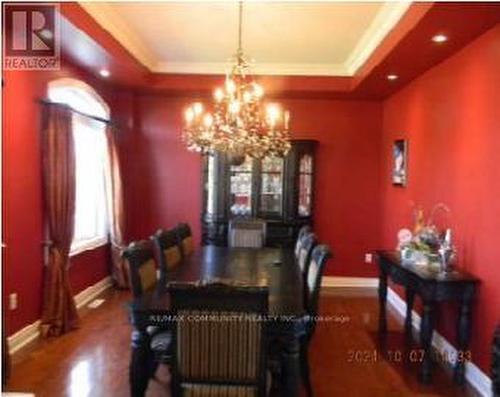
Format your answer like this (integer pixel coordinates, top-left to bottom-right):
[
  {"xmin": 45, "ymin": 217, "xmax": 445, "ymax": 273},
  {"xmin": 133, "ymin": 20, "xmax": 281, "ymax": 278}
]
[
  {"xmin": 298, "ymin": 233, "xmax": 317, "ymax": 274},
  {"xmin": 122, "ymin": 240, "xmax": 157, "ymax": 298},
  {"xmin": 151, "ymin": 228, "xmax": 182, "ymax": 280},
  {"xmin": 294, "ymin": 225, "xmax": 311, "ymax": 258},
  {"xmin": 306, "ymin": 244, "xmax": 332, "ymax": 333},
  {"xmin": 493, "ymin": 324, "xmax": 500, "ymax": 396},
  {"xmin": 176, "ymin": 223, "xmax": 195, "ymax": 258},
  {"xmin": 169, "ymin": 280, "xmax": 269, "ymax": 397},
  {"xmin": 228, "ymin": 219, "xmax": 266, "ymax": 248}
]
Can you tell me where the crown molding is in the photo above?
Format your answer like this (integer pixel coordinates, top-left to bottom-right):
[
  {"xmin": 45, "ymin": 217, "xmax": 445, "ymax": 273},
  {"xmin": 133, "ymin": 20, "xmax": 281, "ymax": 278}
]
[
  {"xmin": 152, "ymin": 61, "xmax": 350, "ymax": 76},
  {"xmin": 345, "ymin": 1, "xmax": 412, "ymax": 75},
  {"xmin": 79, "ymin": 1, "xmax": 410, "ymax": 77},
  {"xmin": 79, "ymin": 2, "xmax": 157, "ymax": 70}
]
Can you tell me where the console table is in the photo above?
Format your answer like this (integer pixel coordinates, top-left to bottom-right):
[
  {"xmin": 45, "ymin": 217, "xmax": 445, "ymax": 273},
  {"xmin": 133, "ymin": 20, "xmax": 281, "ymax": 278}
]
[{"xmin": 375, "ymin": 250, "xmax": 480, "ymax": 385}]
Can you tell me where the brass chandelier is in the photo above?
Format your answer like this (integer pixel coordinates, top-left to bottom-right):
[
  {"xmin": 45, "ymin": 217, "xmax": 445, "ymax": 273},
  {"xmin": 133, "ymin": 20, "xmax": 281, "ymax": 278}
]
[{"xmin": 182, "ymin": 2, "xmax": 291, "ymax": 158}]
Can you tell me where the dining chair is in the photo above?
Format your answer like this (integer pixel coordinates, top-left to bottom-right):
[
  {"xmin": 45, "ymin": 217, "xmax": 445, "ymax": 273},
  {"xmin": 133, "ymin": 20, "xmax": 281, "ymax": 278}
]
[
  {"xmin": 122, "ymin": 241, "xmax": 172, "ymax": 377},
  {"xmin": 493, "ymin": 324, "xmax": 500, "ymax": 396},
  {"xmin": 298, "ymin": 233, "xmax": 318, "ymax": 277},
  {"xmin": 297, "ymin": 233, "xmax": 318, "ymax": 315},
  {"xmin": 151, "ymin": 228, "xmax": 183, "ymax": 283},
  {"xmin": 169, "ymin": 280, "xmax": 270, "ymax": 397},
  {"xmin": 176, "ymin": 223, "xmax": 195, "ymax": 258},
  {"xmin": 228, "ymin": 219, "xmax": 267, "ymax": 248},
  {"xmin": 123, "ymin": 240, "xmax": 158, "ymax": 298},
  {"xmin": 300, "ymin": 244, "xmax": 333, "ymax": 397},
  {"xmin": 305, "ymin": 245, "xmax": 332, "ymax": 333},
  {"xmin": 294, "ymin": 225, "xmax": 311, "ymax": 259}
]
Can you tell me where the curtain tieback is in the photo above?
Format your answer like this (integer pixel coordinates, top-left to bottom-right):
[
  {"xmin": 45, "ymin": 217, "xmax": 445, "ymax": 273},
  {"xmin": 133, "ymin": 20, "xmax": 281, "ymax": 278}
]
[
  {"xmin": 42, "ymin": 240, "xmax": 54, "ymax": 266},
  {"xmin": 110, "ymin": 240, "xmax": 126, "ymax": 250}
]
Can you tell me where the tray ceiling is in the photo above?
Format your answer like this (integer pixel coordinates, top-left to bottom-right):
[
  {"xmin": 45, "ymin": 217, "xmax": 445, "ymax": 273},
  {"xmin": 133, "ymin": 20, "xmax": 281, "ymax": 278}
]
[{"xmin": 80, "ymin": 1, "xmax": 411, "ymax": 76}]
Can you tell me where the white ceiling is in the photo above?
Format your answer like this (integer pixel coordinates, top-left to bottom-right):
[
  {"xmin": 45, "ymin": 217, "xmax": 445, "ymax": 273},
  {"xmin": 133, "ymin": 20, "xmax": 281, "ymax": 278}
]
[{"xmin": 80, "ymin": 1, "xmax": 411, "ymax": 76}]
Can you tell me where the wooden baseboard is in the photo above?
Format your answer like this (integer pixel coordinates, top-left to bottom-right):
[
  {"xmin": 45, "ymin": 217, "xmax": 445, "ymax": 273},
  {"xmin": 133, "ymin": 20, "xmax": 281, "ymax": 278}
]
[
  {"xmin": 5, "ymin": 320, "xmax": 41, "ymax": 356},
  {"xmin": 322, "ymin": 276, "xmax": 379, "ymax": 288},
  {"xmin": 7, "ymin": 276, "xmax": 113, "ymax": 355},
  {"xmin": 387, "ymin": 287, "xmax": 492, "ymax": 397},
  {"xmin": 74, "ymin": 276, "xmax": 113, "ymax": 309}
]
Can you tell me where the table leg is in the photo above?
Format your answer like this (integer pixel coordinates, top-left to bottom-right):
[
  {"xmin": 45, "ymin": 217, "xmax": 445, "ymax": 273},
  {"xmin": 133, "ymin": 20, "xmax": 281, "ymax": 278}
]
[
  {"xmin": 378, "ymin": 267, "xmax": 388, "ymax": 335},
  {"xmin": 130, "ymin": 329, "xmax": 153, "ymax": 397},
  {"xmin": 454, "ymin": 299, "xmax": 473, "ymax": 385},
  {"xmin": 420, "ymin": 302, "xmax": 435, "ymax": 384},
  {"xmin": 281, "ymin": 335, "xmax": 301, "ymax": 397},
  {"xmin": 405, "ymin": 288, "xmax": 415, "ymax": 341}
]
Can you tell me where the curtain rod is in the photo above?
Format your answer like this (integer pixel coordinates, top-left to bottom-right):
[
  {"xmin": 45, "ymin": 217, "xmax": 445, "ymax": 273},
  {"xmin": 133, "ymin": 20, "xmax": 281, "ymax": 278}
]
[{"xmin": 37, "ymin": 99, "xmax": 117, "ymax": 127}]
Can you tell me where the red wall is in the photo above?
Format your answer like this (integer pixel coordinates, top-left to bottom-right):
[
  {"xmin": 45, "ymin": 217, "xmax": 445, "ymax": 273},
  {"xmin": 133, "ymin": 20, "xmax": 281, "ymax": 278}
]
[
  {"xmin": 121, "ymin": 96, "xmax": 203, "ymax": 245},
  {"xmin": 286, "ymin": 99, "xmax": 382, "ymax": 277},
  {"xmin": 2, "ymin": 63, "xmax": 128, "ymax": 335},
  {"xmin": 380, "ymin": 24, "xmax": 500, "ymax": 372},
  {"xmin": 122, "ymin": 95, "xmax": 382, "ymax": 278}
]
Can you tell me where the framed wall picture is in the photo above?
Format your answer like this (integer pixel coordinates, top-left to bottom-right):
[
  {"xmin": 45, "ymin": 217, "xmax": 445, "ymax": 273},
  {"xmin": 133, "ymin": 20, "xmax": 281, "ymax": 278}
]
[{"xmin": 392, "ymin": 139, "xmax": 408, "ymax": 186}]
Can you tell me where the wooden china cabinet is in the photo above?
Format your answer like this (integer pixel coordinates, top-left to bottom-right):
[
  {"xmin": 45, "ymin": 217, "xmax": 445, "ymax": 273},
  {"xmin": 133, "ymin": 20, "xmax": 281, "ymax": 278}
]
[{"xmin": 201, "ymin": 139, "xmax": 317, "ymax": 247}]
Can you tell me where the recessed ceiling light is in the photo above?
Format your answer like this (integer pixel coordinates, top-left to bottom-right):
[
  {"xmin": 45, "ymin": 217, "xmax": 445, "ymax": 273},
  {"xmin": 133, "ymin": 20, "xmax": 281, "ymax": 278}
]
[
  {"xmin": 387, "ymin": 74, "xmax": 398, "ymax": 81},
  {"xmin": 99, "ymin": 69, "xmax": 110, "ymax": 78},
  {"xmin": 432, "ymin": 34, "xmax": 448, "ymax": 43}
]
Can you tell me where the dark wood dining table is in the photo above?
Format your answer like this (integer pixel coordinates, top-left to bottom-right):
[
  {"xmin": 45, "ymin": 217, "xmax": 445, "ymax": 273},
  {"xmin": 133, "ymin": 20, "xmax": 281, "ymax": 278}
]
[{"xmin": 128, "ymin": 245, "xmax": 305, "ymax": 397}]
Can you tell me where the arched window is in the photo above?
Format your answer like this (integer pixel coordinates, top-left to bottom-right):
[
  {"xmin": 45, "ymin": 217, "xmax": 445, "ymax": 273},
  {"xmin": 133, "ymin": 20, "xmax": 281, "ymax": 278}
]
[{"xmin": 48, "ymin": 78, "xmax": 110, "ymax": 255}]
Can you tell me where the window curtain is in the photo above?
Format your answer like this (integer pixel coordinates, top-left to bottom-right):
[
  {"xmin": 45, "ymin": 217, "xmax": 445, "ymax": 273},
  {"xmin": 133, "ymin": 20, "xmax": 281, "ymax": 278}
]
[
  {"xmin": 40, "ymin": 104, "xmax": 80, "ymax": 336},
  {"xmin": 104, "ymin": 126, "xmax": 129, "ymax": 288}
]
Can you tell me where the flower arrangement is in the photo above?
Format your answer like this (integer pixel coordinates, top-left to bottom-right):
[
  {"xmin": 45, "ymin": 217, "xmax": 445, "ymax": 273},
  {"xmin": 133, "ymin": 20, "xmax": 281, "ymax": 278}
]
[{"xmin": 397, "ymin": 203, "xmax": 456, "ymax": 271}]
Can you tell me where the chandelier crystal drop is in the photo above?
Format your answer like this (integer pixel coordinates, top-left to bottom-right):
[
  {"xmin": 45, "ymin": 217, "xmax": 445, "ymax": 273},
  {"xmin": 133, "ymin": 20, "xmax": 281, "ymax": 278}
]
[{"xmin": 182, "ymin": 2, "xmax": 291, "ymax": 158}]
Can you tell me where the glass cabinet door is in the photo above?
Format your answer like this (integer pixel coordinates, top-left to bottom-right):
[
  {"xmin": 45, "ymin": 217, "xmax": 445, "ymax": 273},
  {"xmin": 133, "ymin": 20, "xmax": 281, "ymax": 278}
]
[
  {"xmin": 201, "ymin": 140, "xmax": 317, "ymax": 247},
  {"xmin": 298, "ymin": 154, "xmax": 313, "ymax": 217},
  {"xmin": 259, "ymin": 157, "xmax": 284, "ymax": 216},
  {"xmin": 229, "ymin": 156, "xmax": 253, "ymax": 216}
]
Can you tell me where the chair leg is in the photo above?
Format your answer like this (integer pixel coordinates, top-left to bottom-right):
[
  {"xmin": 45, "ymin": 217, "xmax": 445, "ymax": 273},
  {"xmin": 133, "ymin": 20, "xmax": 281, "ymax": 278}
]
[{"xmin": 300, "ymin": 338, "xmax": 313, "ymax": 397}]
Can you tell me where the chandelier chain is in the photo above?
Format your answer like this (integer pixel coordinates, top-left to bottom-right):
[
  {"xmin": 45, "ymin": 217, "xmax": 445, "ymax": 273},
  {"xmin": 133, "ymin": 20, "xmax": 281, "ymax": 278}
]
[{"xmin": 238, "ymin": 1, "xmax": 243, "ymax": 55}]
